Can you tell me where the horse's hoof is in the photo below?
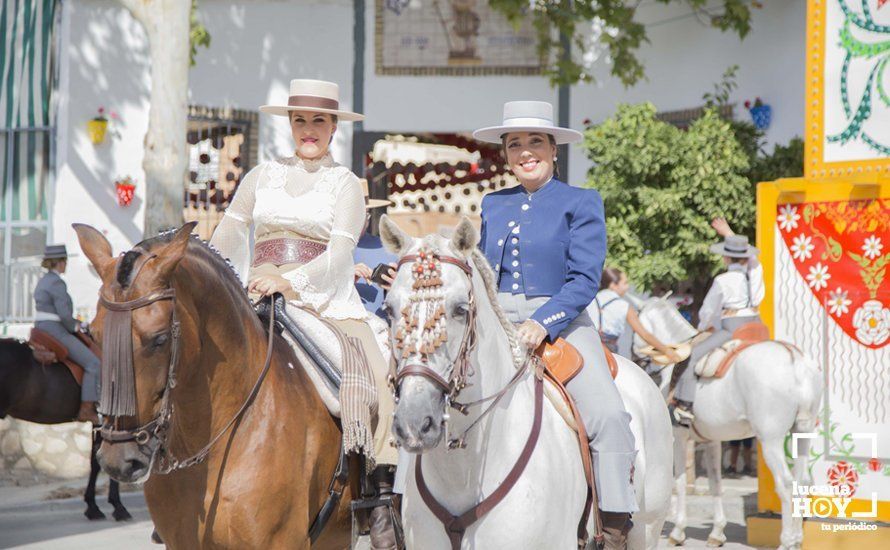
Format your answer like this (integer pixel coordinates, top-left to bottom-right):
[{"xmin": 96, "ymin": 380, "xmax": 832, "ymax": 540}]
[
  {"xmin": 113, "ymin": 508, "xmax": 133, "ymax": 522},
  {"xmin": 706, "ymin": 536, "xmax": 726, "ymax": 547},
  {"xmin": 84, "ymin": 506, "xmax": 106, "ymax": 521},
  {"xmin": 151, "ymin": 529, "xmax": 164, "ymax": 544},
  {"xmin": 668, "ymin": 536, "xmax": 685, "ymax": 546}
]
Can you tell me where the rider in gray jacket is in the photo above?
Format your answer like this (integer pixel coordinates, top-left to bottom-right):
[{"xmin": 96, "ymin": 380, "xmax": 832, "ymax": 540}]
[{"xmin": 34, "ymin": 245, "xmax": 100, "ymax": 423}]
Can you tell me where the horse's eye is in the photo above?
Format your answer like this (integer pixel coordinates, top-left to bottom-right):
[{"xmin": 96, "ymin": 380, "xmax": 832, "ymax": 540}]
[
  {"xmin": 150, "ymin": 333, "xmax": 169, "ymax": 350},
  {"xmin": 452, "ymin": 303, "xmax": 469, "ymax": 318}
]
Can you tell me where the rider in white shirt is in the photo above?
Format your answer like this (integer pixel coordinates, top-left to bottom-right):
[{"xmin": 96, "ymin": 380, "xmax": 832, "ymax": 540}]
[
  {"xmin": 671, "ymin": 219, "xmax": 764, "ymax": 426},
  {"xmin": 590, "ymin": 267, "xmax": 682, "ymax": 362}
]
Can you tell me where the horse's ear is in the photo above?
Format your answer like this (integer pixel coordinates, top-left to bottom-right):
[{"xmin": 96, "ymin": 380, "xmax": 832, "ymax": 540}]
[
  {"xmin": 72, "ymin": 223, "xmax": 115, "ymax": 277},
  {"xmin": 450, "ymin": 217, "xmax": 479, "ymax": 256},
  {"xmin": 154, "ymin": 222, "xmax": 197, "ymax": 280},
  {"xmin": 380, "ymin": 215, "xmax": 410, "ymax": 254}
]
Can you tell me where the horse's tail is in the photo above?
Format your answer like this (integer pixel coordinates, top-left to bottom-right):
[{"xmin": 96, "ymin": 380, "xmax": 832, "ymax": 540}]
[
  {"xmin": 790, "ymin": 350, "xmax": 822, "ymax": 435},
  {"xmin": 782, "ymin": 349, "xmax": 821, "ymax": 485}
]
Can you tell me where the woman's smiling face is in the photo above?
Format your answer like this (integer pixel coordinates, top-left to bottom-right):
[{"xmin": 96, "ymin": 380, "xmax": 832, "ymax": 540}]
[
  {"xmin": 503, "ymin": 132, "xmax": 556, "ymax": 189},
  {"xmin": 290, "ymin": 110, "xmax": 337, "ymax": 160}
]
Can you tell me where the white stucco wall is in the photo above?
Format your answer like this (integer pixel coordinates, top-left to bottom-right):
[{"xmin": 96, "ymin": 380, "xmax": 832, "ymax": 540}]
[
  {"xmin": 50, "ymin": 0, "xmax": 806, "ymax": 310},
  {"xmin": 54, "ymin": 0, "xmax": 357, "ymax": 309},
  {"xmin": 54, "ymin": 0, "xmax": 151, "ymax": 309},
  {"xmin": 567, "ymin": 0, "xmax": 807, "ymax": 184}
]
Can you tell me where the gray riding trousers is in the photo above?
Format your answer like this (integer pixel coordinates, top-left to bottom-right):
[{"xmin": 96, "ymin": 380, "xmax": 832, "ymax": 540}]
[
  {"xmin": 498, "ymin": 293, "xmax": 638, "ymax": 513},
  {"xmin": 674, "ymin": 314, "xmax": 760, "ymax": 403},
  {"xmin": 34, "ymin": 320, "xmax": 100, "ymax": 402}
]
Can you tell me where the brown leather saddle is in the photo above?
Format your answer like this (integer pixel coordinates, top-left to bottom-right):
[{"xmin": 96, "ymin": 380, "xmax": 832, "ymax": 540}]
[
  {"xmin": 710, "ymin": 321, "xmax": 770, "ymax": 378},
  {"xmin": 536, "ymin": 337, "xmax": 618, "ymax": 385},
  {"xmin": 28, "ymin": 329, "xmax": 100, "ymax": 386}
]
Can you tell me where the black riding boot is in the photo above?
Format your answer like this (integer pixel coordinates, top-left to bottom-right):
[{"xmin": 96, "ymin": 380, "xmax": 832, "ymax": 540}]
[
  {"xmin": 600, "ymin": 511, "xmax": 632, "ymax": 550},
  {"xmin": 369, "ymin": 466, "xmax": 399, "ymax": 550}
]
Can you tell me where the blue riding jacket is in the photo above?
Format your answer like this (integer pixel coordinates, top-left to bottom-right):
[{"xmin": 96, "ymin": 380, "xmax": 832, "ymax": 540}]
[{"xmin": 479, "ymin": 178, "xmax": 607, "ymax": 341}]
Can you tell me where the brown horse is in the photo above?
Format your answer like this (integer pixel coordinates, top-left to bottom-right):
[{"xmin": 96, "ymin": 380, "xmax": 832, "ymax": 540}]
[
  {"xmin": 73, "ymin": 222, "xmax": 353, "ymax": 549},
  {"xmin": 0, "ymin": 338, "xmax": 131, "ymax": 521}
]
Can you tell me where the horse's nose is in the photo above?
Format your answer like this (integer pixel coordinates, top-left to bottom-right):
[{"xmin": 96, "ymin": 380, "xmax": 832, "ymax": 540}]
[{"xmin": 98, "ymin": 443, "xmax": 151, "ymax": 483}]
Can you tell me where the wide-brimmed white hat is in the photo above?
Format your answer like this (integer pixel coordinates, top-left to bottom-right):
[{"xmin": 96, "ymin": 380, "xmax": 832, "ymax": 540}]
[
  {"xmin": 473, "ymin": 101, "xmax": 583, "ymax": 144},
  {"xmin": 260, "ymin": 79, "xmax": 364, "ymax": 121}
]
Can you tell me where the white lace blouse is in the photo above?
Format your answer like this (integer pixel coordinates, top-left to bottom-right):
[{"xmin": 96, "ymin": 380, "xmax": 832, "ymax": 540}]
[{"xmin": 210, "ymin": 154, "xmax": 368, "ymax": 320}]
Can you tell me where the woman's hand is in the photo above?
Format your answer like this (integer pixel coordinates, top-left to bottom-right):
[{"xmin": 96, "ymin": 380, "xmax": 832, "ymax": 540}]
[
  {"xmin": 248, "ymin": 275, "xmax": 292, "ymax": 297},
  {"xmin": 379, "ymin": 263, "xmax": 398, "ymax": 291},
  {"xmin": 354, "ymin": 263, "xmax": 373, "ymax": 282},
  {"xmin": 517, "ymin": 319, "xmax": 547, "ymax": 349},
  {"xmin": 711, "ymin": 217, "xmax": 735, "ymax": 237}
]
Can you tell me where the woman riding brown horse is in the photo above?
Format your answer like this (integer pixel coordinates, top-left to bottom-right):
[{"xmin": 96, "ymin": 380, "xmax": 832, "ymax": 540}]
[{"xmin": 73, "ymin": 222, "xmax": 353, "ymax": 548}]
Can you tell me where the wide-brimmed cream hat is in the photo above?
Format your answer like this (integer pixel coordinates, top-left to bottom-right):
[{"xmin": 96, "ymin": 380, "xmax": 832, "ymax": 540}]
[
  {"xmin": 260, "ymin": 79, "xmax": 364, "ymax": 121},
  {"xmin": 638, "ymin": 343, "xmax": 692, "ymax": 366},
  {"xmin": 473, "ymin": 101, "xmax": 583, "ymax": 145},
  {"xmin": 710, "ymin": 234, "xmax": 758, "ymax": 258},
  {"xmin": 360, "ymin": 179, "xmax": 392, "ymax": 209}
]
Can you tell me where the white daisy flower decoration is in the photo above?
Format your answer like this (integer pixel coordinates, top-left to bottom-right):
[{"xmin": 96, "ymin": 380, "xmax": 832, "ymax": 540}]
[
  {"xmin": 862, "ymin": 235, "xmax": 883, "ymax": 260},
  {"xmin": 790, "ymin": 234, "xmax": 815, "ymax": 261},
  {"xmin": 806, "ymin": 262, "xmax": 831, "ymax": 291},
  {"xmin": 778, "ymin": 204, "xmax": 800, "ymax": 232},
  {"xmin": 827, "ymin": 287, "xmax": 852, "ymax": 317}
]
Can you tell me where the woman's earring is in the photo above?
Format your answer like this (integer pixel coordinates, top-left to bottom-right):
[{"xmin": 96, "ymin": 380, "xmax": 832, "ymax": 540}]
[{"xmin": 553, "ymin": 157, "xmax": 558, "ymax": 162}]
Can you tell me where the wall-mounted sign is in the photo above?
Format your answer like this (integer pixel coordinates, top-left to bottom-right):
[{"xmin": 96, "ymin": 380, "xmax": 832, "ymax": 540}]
[
  {"xmin": 375, "ymin": 0, "xmax": 542, "ymax": 76},
  {"xmin": 806, "ymin": 0, "xmax": 890, "ymax": 179}
]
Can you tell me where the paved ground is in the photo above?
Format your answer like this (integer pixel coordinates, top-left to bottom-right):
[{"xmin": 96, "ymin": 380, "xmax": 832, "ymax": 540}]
[{"xmin": 0, "ymin": 472, "xmax": 765, "ymax": 549}]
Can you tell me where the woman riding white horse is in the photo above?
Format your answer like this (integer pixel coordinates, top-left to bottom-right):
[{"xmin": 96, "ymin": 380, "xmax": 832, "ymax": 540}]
[
  {"xmin": 671, "ymin": 220, "xmax": 765, "ymax": 426},
  {"xmin": 474, "ymin": 101, "xmax": 636, "ymax": 549},
  {"xmin": 591, "ymin": 267, "xmax": 684, "ymax": 362},
  {"xmin": 381, "ymin": 215, "xmax": 672, "ymax": 550}
]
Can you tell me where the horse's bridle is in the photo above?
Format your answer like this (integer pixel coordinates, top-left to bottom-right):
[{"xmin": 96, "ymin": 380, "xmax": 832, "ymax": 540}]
[
  {"xmin": 390, "ymin": 251, "xmax": 478, "ymax": 404},
  {"xmin": 96, "ymin": 254, "xmax": 276, "ymax": 475},
  {"xmin": 97, "ymin": 288, "xmax": 179, "ymax": 450},
  {"xmin": 389, "ymin": 248, "xmax": 534, "ymax": 448}
]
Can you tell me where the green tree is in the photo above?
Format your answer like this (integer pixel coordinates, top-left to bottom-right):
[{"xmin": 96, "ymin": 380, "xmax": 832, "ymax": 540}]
[
  {"xmin": 490, "ymin": 0, "xmax": 755, "ymax": 86},
  {"xmin": 583, "ymin": 103, "xmax": 754, "ymax": 294}
]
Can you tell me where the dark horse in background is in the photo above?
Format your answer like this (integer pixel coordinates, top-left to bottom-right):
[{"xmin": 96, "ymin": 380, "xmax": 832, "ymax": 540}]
[{"xmin": 0, "ymin": 337, "xmax": 131, "ymax": 521}]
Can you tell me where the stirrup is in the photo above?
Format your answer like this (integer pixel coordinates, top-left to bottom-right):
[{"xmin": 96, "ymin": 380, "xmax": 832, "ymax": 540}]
[{"xmin": 351, "ymin": 494, "xmax": 404, "ymax": 549}]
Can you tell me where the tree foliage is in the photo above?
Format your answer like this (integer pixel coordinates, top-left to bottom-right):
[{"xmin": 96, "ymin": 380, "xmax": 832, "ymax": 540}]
[
  {"xmin": 582, "ymin": 103, "xmax": 754, "ymax": 291},
  {"xmin": 490, "ymin": 0, "xmax": 755, "ymax": 86},
  {"xmin": 190, "ymin": 0, "xmax": 211, "ymax": 67}
]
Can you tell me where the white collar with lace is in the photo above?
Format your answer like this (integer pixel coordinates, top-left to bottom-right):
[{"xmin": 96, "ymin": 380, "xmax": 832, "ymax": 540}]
[{"xmin": 278, "ymin": 153, "xmax": 335, "ymax": 173}]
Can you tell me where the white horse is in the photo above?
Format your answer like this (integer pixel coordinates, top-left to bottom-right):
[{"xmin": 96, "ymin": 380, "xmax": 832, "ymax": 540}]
[
  {"xmin": 380, "ymin": 216, "xmax": 672, "ymax": 550},
  {"xmin": 635, "ymin": 296, "xmax": 823, "ymax": 550}
]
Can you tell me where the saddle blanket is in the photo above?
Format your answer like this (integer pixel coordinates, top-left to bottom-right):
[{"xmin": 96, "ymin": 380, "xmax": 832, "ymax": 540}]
[{"xmin": 280, "ymin": 307, "xmax": 391, "ymax": 418}]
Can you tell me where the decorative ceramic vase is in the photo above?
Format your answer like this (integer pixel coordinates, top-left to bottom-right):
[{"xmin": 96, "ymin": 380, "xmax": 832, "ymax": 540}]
[
  {"xmin": 115, "ymin": 182, "xmax": 135, "ymax": 207},
  {"xmin": 749, "ymin": 105, "xmax": 772, "ymax": 130},
  {"xmin": 87, "ymin": 119, "xmax": 108, "ymax": 145}
]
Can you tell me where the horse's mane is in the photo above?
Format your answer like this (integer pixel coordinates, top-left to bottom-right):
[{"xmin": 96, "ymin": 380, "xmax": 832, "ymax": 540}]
[
  {"xmin": 128, "ymin": 230, "xmax": 248, "ymax": 305},
  {"xmin": 468, "ymin": 249, "xmax": 525, "ymax": 369}
]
